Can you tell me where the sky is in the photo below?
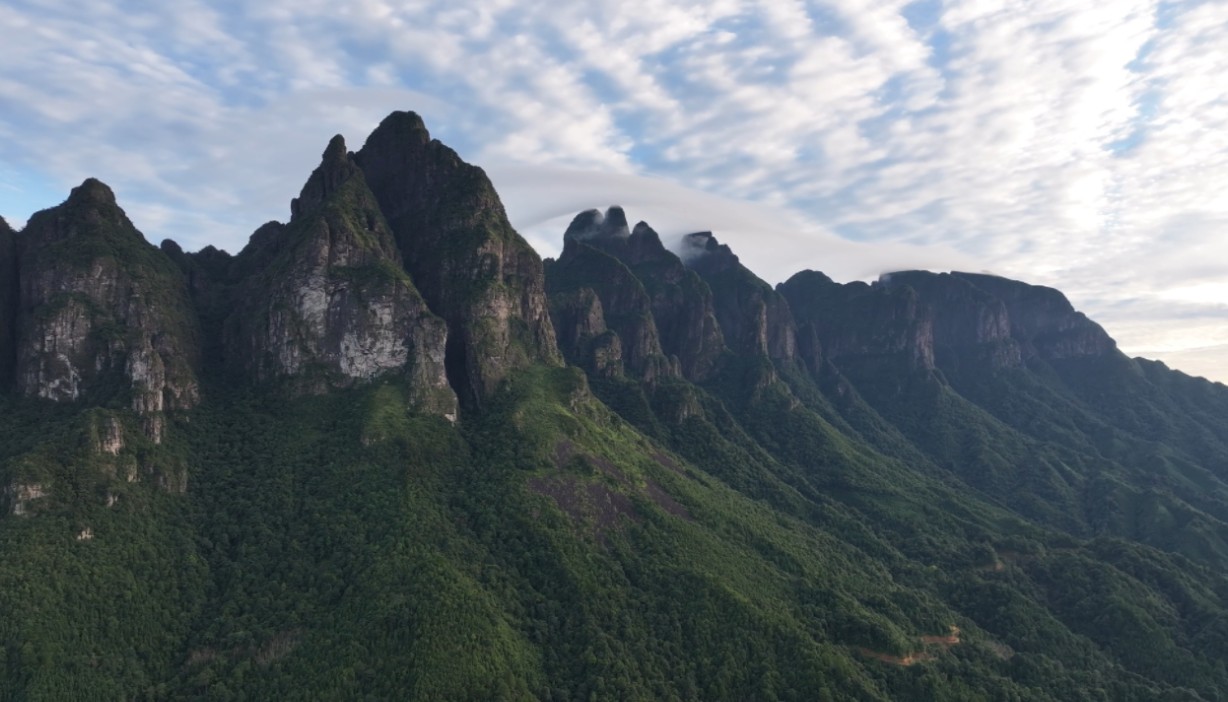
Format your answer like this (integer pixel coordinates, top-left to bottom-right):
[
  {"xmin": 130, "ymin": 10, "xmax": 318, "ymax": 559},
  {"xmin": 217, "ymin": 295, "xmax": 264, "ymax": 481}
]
[{"xmin": 0, "ymin": 0, "xmax": 1225, "ymax": 383}]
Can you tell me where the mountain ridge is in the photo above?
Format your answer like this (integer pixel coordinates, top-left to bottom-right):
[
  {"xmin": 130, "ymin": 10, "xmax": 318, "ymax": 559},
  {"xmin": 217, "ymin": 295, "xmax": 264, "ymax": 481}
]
[{"xmin": 2, "ymin": 111, "xmax": 1228, "ymax": 700}]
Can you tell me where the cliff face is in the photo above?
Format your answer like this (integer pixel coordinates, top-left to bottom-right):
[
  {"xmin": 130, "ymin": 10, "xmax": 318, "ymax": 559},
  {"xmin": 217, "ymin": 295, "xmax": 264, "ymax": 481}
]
[
  {"xmin": 547, "ymin": 286, "xmax": 624, "ymax": 378},
  {"xmin": 0, "ymin": 217, "xmax": 16, "ymax": 390},
  {"xmin": 948, "ymin": 273, "xmax": 1115, "ymax": 361},
  {"xmin": 12, "ymin": 180, "xmax": 200, "ymax": 438},
  {"xmin": 780, "ymin": 268, "xmax": 1116, "ymax": 379},
  {"xmin": 779, "ymin": 270, "xmax": 935, "ymax": 372},
  {"xmin": 561, "ymin": 209, "xmax": 724, "ymax": 382},
  {"xmin": 682, "ymin": 231, "xmax": 805, "ymax": 369},
  {"xmin": 224, "ymin": 136, "xmax": 457, "ymax": 417},
  {"xmin": 879, "ymin": 271, "xmax": 1021, "ymax": 369},
  {"xmin": 546, "ymin": 238, "xmax": 676, "ymax": 382},
  {"xmin": 354, "ymin": 111, "xmax": 559, "ymax": 406}
]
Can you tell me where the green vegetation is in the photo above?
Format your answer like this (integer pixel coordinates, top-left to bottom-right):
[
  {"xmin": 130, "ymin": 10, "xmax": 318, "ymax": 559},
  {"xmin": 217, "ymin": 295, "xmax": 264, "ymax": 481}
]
[{"xmin": 4, "ymin": 349, "xmax": 1228, "ymax": 699}]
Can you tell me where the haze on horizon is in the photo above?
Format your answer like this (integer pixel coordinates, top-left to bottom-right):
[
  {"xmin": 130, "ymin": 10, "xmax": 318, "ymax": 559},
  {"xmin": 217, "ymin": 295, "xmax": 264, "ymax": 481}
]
[{"xmin": 0, "ymin": 0, "xmax": 1224, "ymax": 383}]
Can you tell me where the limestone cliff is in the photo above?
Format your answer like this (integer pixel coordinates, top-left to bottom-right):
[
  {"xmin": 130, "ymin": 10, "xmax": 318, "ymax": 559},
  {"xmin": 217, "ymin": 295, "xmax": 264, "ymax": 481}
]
[
  {"xmin": 224, "ymin": 136, "xmax": 457, "ymax": 417},
  {"xmin": 354, "ymin": 112, "xmax": 560, "ymax": 407},
  {"xmin": 879, "ymin": 271, "xmax": 1021, "ymax": 369},
  {"xmin": 12, "ymin": 179, "xmax": 200, "ymax": 437},
  {"xmin": 547, "ymin": 286, "xmax": 624, "ymax": 378},
  {"xmin": 780, "ymin": 268, "xmax": 1116, "ymax": 381}
]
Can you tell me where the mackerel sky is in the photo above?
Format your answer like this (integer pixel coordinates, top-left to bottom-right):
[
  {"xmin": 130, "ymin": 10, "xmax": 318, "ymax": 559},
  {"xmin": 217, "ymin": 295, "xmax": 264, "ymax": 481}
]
[{"xmin": 1, "ymin": 0, "xmax": 1225, "ymax": 382}]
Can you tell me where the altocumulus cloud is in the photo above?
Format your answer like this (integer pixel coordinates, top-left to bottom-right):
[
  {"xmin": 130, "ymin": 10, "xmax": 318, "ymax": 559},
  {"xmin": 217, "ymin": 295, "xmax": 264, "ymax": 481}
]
[{"xmin": 0, "ymin": 0, "xmax": 1225, "ymax": 382}]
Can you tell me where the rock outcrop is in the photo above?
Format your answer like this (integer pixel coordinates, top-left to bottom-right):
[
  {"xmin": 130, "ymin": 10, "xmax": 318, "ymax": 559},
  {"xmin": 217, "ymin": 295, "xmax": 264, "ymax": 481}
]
[
  {"xmin": 547, "ymin": 286, "xmax": 624, "ymax": 378},
  {"xmin": 945, "ymin": 273, "xmax": 1115, "ymax": 361},
  {"xmin": 546, "ymin": 238, "xmax": 676, "ymax": 382},
  {"xmin": 878, "ymin": 272, "xmax": 1021, "ymax": 369},
  {"xmin": 682, "ymin": 231, "xmax": 806, "ymax": 369},
  {"xmin": 224, "ymin": 135, "xmax": 457, "ymax": 417},
  {"xmin": 0, "ymin": 217, "xmax": 17, "ymax": 389},
  {"xmin": 779, "ymin": 270, "xmax": 935, "ymax": 372},
  {"xmin": 560, "ymin": 209, "xmax": 724, "ymax": 382},
  {"xmin": 780, "ymin": 269, "xmax": 1116, "ymax": 379},
  {"xmin": 354, "ymin": 111, "xmax": 560, "ymax": 407},
  {"xmin": 12, "ymin": 179, "xmax": 201, "ymax": 437}
]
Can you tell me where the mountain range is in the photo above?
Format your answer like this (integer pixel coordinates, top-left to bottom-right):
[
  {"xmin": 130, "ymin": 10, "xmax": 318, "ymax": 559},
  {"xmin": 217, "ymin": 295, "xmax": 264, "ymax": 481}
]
[{"xmin": 2, "ymin": 111, "xmax": 1227, "ymax": 701}]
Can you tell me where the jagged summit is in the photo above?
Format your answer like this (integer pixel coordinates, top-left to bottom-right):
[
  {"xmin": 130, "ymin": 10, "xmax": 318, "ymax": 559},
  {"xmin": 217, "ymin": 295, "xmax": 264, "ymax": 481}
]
[
  {"xmin": 549, "ymin": 208, "xmax": 726, "ymax": 382},
  {"xmin": 680, "ymin": 231, "xmax": 742, "ymax": 274},
  {"xmin": 565, "ymin": 206, "xmax": 630, "ymax": 242},
  {"xmin": 66, "ymin": 177, "xmax": 117, "ymax": 206},
  {"xmin": 290, "ymin": 134, "xmax": 357, "ymax": 220},
  {"xmin": 221, "ymin": 134, "xmax": 457, "ymax": 415},
  {"xmin": 354, "ymin": 110, "xmax": 560, "ymax": 407},
  {"xmin": 7, "ymin": 177, "xmax": 201, "ymax": 438}
]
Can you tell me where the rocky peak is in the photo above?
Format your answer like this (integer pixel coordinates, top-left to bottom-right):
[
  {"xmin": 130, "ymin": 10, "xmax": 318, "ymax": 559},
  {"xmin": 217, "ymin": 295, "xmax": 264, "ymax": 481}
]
[
  {"xmin": 546, "ymin": 238, "xmax": 676, "ymax": 382},
  {"xmin": 11, "ymin": 179, "xmax": 201, "ymax": 437},
  {"xmin": 68, "ymin": 177, "xmax": 117, "ymax": 207},
  {"xmin": 680, "ymin": 231, "xmax": 739, "ymax": 276},
  {"xmin": 564, "ymin": 206, "xmax": 630, "ymax": 242},
  {"xmin": 621, "ymin": 221, "xmax": 675, "ymax": 267},
  {"xmin": 682, "ymin": 231, "xmax": 801, "ymax": 366},
  {"xmin": 223, "ymin": 136, "xmax": 458, "ymax": 417},
  {"xmin": 354, "ymin": 111, "xmax": 560, "ymax": 407},
  {"xmin": 291, "ymin": 134, "xmax": 355, "ymax": 220},
  {"xmin": 555, "ymin": 212, "xmax": 724, "ymax": 382}
]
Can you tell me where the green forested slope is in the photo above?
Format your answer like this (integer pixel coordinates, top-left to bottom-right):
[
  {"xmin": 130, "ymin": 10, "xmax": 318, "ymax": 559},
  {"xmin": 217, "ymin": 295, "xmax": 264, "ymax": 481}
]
[{"xmin": 4, "ymin": 361, "xmax": 1228, "ymax": 700}]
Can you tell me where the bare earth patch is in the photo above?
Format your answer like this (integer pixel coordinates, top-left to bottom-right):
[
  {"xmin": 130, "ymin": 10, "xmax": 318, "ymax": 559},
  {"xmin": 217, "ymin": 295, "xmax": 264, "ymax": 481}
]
[
  {"xmin": 646, "ymin": 480, "xmax": 692, "ymax": 520},
  {"xmin": 529, "ymin": 474, "xmax": 639, "ymax": 543},
  {"xmin": 532, "ymin": 442, "xmax": 695, "ymax": 539},
  {"xmin": 859, "ymin": 626, "xmax": 961, "ymax": 667}
]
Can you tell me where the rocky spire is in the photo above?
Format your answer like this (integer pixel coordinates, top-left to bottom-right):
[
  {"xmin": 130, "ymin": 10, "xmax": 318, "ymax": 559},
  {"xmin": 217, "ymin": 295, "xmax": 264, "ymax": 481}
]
[
  {"xmin": 223, "ymin": 136, "xmax": 458, "ymax": 417},
  {"xmin": 13, "ymin": 179, "xmax": 202, "ymax": 440},
  {"xmin": 564, "ymin": 206, "xmax": 631, "ymax": 242},
  {"xmin": 290, "ymin": 134, "xmax": 354, "ymax": 220},
  {"xmin": 682, "ymin": 231, "xmax": 803, "ymax": 367},
  {"xmin": 354, "ymin": 111, "xmax": 560, "ymax": 408}
]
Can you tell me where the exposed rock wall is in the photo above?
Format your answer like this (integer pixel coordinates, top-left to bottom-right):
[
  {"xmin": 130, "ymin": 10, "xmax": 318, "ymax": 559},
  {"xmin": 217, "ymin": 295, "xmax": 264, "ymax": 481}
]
[
  {"xmin": 354, "ymin": 111, "xmax": 559, "ymax": 407},
  {"xmin": 561, "ymin": 210, "xmax": 724, "ymax": 382},
  {"xmin": 12, "ymin": 179, "xmax": 201, "ymax": 431},
  {"xmin": 546, "ymin": 239, "xmax": 676, "ymax": 382},
  {"xmin": 682, "ymin": 231, "xmax": 803, "ymax": 367},
  {"xmin": 0, "ymin": 217, "xmax": 17, "ymax": 389},
  {"xmin": 224, "ymin": 136, "xmax": 457, "ymax": 417}
]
